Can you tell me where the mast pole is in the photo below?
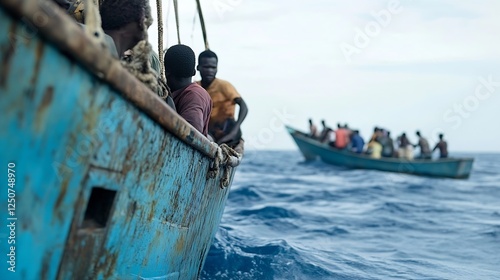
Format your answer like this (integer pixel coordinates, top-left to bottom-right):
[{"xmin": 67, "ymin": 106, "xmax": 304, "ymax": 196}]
[{"xmin": 195, "ymin": 0, "xmax": 209, "ymax": 50}]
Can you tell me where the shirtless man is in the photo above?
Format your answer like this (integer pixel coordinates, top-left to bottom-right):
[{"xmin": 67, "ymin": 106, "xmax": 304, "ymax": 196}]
[
  {"xmin": 415, "ymin": 131, "xmax": 432, "ymax": 159},
  {"xmin": 309, "ymin": 119, "xmax": 318, "ymax": 138},
  {"xmin": 433, "ymin": 134, "xmax": 448, "ymax": 158}
]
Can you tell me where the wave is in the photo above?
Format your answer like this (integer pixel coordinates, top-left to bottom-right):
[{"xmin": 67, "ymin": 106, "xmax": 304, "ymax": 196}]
[{"xmin": 203, "ymin": 151, "xmax": 500, "ymax": 279}]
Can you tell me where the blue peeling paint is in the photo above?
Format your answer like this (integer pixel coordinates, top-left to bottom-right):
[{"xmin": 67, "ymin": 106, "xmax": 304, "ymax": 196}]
[{"xmin": 0, "ymin": 8, "xmax": 235, "ymax": 279}]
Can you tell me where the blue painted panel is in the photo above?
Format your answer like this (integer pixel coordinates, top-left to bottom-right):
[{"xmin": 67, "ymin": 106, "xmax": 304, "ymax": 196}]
[{"xmin": 0, "ymin": 8, "xmax": 235, "ymax": 280}]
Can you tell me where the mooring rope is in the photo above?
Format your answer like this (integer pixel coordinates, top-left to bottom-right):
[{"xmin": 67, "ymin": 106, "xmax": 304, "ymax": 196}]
[
  {"xmin": 157, "ymin": 0, "xmax": 165, "ymax": 78},
  {"xmin": 173, "ymin": 0, "xmax": 181, "ymax": 44},
  {"xmin": 195, "ymin": 0, "xmax": 209, "ymax": 50},
  {"xmin": 120, "ymin": 1, "xmax": 170, "ymax": 99},
  {"xmin": 207, "ymin": 144, "xmax": 242, "ymax": 189},
  {"xmin": 190, "ymin": 8, "xmax": 197, "ymax": 45}
]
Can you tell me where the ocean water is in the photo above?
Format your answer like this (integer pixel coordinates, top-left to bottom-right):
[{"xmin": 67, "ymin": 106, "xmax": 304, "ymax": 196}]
[{"xmin": 201, "ymin": 150, "xmax": 500, "ymax": 280}]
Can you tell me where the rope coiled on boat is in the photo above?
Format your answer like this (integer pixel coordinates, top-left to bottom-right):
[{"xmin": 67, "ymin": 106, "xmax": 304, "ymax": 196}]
[
  {"xmin": 207, "ymin": 144, "xmax": 242, "ymax": 189},
  {"xmin": 120, "ymin": 1, "xmax": 170, "ymax": 99}
]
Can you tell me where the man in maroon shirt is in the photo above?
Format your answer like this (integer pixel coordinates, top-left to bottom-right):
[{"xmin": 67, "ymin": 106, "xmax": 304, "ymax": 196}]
[{"xmin": 164, "ymin": 44, "xmax": 212, "ymax": 136}]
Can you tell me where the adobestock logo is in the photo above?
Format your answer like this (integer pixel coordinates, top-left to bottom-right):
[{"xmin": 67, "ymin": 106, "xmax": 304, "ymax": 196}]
[
  {"xmin": 383, "ymin": 74, "xmax": 499, "ymax": 183},
  {"xmin": 211, "ymin": 0, "xmax": 244, "ymax": 19},
  {"xmin": 247, "ymin": 108, "xmax": 295, "ymax": 150},
  {"xmin": 443, "ymin": 75, "xmax": 499, "ymax": 129}
]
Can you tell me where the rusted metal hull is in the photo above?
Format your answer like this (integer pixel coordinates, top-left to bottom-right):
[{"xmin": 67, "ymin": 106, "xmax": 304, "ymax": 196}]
[{"xmin": 0, "ymin": 4, "xmax": 240, "ymax": 279}]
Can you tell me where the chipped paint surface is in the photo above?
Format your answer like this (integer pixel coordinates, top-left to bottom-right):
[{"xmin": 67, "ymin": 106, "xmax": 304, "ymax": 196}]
[{"xmin": 0, "ymin": 7, "xmax": 237, "ymax": 280}]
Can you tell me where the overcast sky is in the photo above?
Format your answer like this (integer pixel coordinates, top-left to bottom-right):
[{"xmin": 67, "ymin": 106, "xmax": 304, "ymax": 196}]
[{"xmin": 147, "ymin": 0, "xmax": 500, "ymax": 152}]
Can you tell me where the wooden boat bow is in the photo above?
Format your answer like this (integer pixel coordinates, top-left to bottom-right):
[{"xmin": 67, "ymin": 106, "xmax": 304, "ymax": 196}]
[{"xmin": 0, "ymin": 0, "xmax": 243, "ymax": 169}]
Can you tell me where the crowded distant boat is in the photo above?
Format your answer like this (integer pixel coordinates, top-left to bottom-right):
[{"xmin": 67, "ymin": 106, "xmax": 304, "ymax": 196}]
[
  {"xmin": 286, "ymin": 121, "xmax": 474, "ymax": 179},
  {"xmin": 307, "ymin": 119, "xmax": 449, "ymax": 160}
]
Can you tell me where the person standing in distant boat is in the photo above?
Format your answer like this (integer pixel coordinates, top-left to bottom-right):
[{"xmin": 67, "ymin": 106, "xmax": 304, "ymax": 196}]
[
  {"xmin": 196, "ymin": 50, "xmax": 248, "ymax": 147},
  {"xmin": 433, "ymin": 134, "xmax": 448, "ymax": 158},
  {"xmin": 334, "ymin": 123, "xmax": 349, "ymax": 149},
  {"xmin": 318, "ymin": 120, "xmax": 331, "ymax": 143},
  {"xmin": 398, "ymin": 133, "xmax": 414, "ymax": 160},
  {"xmin": 350, "ymin": 130, "xmax": 365, "ymax": 153},
  {"xmin": 414, "ymin": 131, "xmax": 432, "ymax": 159},
  {"xmin": 308, "ymin": 119, "xmax": 319, "ymax": 139},
  {"xmin": 343, "ymin": 124, "xmax": 353, "ymax": 149},
  {"xmin": 394, "ymin": 135, "xmax": 400, "ymax": 158},
  {"xmin": 366, "ymin": 138, "xmax": 382, "ymax": 159},
  {"xmin": 378, "ymin": 132, "xmax": 393, "ymax": 158},
  {"xmin": 386, "ymin": 131, "xmax": 395, "ymax": 157}
]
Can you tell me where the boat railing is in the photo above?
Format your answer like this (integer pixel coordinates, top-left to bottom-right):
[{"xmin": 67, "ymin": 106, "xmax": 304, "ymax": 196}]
[{"xmin": 1, "ymin": 0, "xmax": 242, "ymax": 169}]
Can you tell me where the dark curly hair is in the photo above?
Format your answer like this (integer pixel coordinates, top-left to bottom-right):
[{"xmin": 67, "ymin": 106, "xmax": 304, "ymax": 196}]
[
  {"xmin": 164, "ymin": 44, "xmax": 196, "ymax": 78},
  {"xmin": 100, "ymin": 0, "xmax": 146, "ymax": 30},
  {"xmin": 198, "ymin": 49, "xmax": 218, "ymax": 63}
]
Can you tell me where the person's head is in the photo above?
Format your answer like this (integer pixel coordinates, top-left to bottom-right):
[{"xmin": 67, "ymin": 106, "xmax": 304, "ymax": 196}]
[
  {"xmin": 337, "ymin": 123, "xmax": 342, "ymax": 129},
  {"xmin": 197, "ymin": 50, "xmax": 218, "ymax": 83},
  {"xmin": 374, "ymin": 127, "xmax": 379, "ymax": 133},
  {"xmin": 344, "ymin": 124, "xmax": 349, "ymax": 129},
  {"xmin": 439, "ymin": 133, "xmax": 444, "ymax": 140},
  {"xmin": 321, "ymin": 120, "xmax": 326, "ymax": 127},
  {"xmin": 164, "ymin": 44, "xmax": 196, "ymax": 90},
  {"xmin": 354, "ymin": 130, "xmax": 359, "ymax": 135},
  {"xmin": 308, "ymin": 119, "xmax": 313, "ymax": 125},
  {"xmin": 387, "ymin": 131, "xmax": 391, "ymax": 137},
  {"xmin": 416, "ymin": 130, "xmax": 421, "ymax": 137},
  {"xmin": 100, "ymin": 0, "xmax": 147, "ymax": 55},
  {"xmin": 402, "ymin": 132, "xmax": 406, "ymax": 138}
]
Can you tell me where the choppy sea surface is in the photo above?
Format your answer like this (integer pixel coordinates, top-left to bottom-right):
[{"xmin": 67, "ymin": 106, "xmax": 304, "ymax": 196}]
[{"xmin": 201, "ymin": 150, "xmax": 500, "ymax": 280}]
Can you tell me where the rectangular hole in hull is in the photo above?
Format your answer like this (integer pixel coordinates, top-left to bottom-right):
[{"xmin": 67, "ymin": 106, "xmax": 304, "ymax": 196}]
[{"xmin": 81, "ymin": 187, "xmax": 117, "ymax": 229}]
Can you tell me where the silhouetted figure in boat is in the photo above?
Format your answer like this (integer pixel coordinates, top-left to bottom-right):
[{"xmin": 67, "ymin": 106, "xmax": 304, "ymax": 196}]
[
  {"xmin": 398, "ymin": 133, "xmax": 414, "ymax": 160},
  {"xmin": 334, "ymin": 123, "xmax": 349, "ymax": 149},
  {"xmin": 318, "ymin": 120, "xmax": 331, "ymax": 143},
  {"xmin": 308, "ymin": 119, "xmax": 319, "ymax": 139},
  {"xmin": 343, "ymin": 124, "xmax": 353, "ymax": 149},
  {"xmin": 196, "ymin": 50, "xmax": 248, "ymax": 147},
  {"xmin": 386, "ymin": 131, "xmax": 395, "ymax": 157},
  {"xmin": 350, "ymin": 130, "xmax": 365, "ymax": 154},
  {"xmin": 369, "ymin": 127, "xmax": 381, "ymax": 143},
  {"xmin": 366, "ymin": 138, "xmax": 382, "ymax": 159},
  {"xmin": 394, "ymin": 135, "xmax": 400, "ymax": 158},
  {"xmin": 433, "ymin": 134, "xmax": 448, "ymax": 158},
  {"xmin": 379, "ymin": 131, "xmax": 394, "ymax": 158},
  {"xmin": 414, "ymin": 131, "xmax": 432, "ymax": 159}
]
